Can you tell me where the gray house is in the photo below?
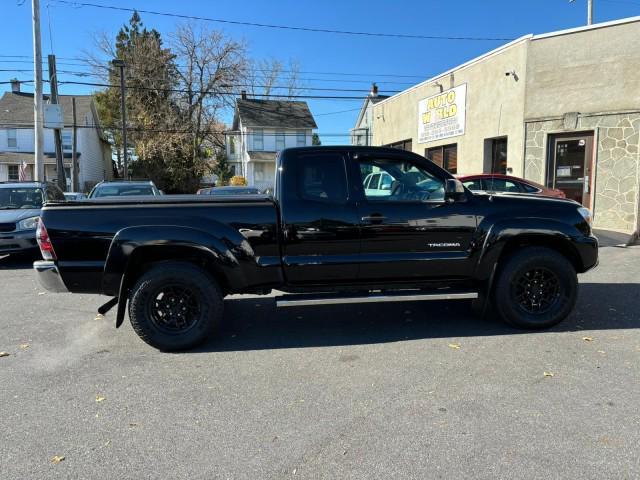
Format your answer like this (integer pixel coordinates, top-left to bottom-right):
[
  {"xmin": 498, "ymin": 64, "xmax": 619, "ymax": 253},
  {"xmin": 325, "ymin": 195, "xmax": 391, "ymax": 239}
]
[
  {"xmin": 0, "ymin": 80, "xmax": 113, "ymax": 191},
  {"xmin": 226, "ymin": 94, "xmax": 317, "ymax": 190}
]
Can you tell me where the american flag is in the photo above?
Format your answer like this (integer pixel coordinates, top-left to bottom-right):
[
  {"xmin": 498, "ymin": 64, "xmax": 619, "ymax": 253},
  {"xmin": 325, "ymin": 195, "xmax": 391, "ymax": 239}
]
[{"xmin": 18, "ymin": 160, "xmax": 28, "ymax": 181}]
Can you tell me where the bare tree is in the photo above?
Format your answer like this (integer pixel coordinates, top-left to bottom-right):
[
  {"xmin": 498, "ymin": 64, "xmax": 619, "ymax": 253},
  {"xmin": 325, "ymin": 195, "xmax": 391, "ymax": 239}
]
[
  {"xmin": 171, "ymin": 23, "xmax": 248, "ymax": 154},
  {"xmin": 247, "ymin": 57, "xmax": 305, "ymax": 100}
]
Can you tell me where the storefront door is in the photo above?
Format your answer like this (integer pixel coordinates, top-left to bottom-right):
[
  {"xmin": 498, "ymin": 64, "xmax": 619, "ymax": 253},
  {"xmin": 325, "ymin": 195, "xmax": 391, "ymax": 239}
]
[{"xmin": 547, "ymin": 132, "xmax": 594, "ymax": 207}]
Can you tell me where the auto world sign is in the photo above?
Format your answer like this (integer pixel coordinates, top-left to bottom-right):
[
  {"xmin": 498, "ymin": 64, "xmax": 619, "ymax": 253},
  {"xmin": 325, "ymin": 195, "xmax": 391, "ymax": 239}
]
[{"xmin": 418, "ymin": 84, "xmax": 467, "ymax": 143}]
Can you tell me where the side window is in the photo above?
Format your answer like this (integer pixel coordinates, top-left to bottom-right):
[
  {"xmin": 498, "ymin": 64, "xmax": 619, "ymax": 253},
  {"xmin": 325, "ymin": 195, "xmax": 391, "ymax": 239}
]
[
  {"xmin": 298, "ymin": 154, "xmax": 348, "ymax": 204},
  {"xmin": 462, "ymin": 179, "xmax": 483, "ymax": 191},
  {"xmin": 485, "ymin": 178, "xmax": 520, "ymax": 192},
  {"xmin": 520, "ymin": 182, "xmax": 539, "ymax": 193},
  {"xmin": 359, "ymin": 157, "xmax": 444, "ymax": 202}
]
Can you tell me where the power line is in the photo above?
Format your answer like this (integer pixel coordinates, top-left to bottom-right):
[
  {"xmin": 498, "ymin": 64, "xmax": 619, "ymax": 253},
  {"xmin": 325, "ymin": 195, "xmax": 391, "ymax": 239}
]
[
  {"xmin": 3, "ymin": 78, "xmax": 376, "ymax": 100},
  {"xmin": 2, "ymin": 119, "xmax": 359, "ymax": 136},
  {"xmin": 0, "ymin": 55, "xmax": 427, "ymax": 80},
  {"xmin": 51, "ymin": 0, "xmax": 515, "ymax": 42}
]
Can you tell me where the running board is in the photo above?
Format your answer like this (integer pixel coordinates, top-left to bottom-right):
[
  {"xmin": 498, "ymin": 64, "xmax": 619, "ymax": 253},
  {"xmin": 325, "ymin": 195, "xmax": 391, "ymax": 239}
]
[{"xmin": 276, "ymin": 290, "xmax": 478, "ymax": 308}]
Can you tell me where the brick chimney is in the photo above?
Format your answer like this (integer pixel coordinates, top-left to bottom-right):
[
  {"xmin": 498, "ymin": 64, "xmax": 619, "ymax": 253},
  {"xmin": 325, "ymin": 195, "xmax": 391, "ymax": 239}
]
[
  {"xmin": 10, "ymin": 78, "xmax": 20, "ymax": 93},
  {"xmin": 240, "ymin": 90, "xmax": 247, "ymax": 100},
  {"xmin": 369, "ymin": 83, "xmax": 378, "ymax": 98}
]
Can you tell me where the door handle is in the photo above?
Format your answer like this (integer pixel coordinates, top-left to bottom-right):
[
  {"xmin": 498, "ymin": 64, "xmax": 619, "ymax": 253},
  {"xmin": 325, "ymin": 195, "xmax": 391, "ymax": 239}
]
[
  {"xmin": 362, "ymin": 214, "xmax": 387, "ymax": 224},
  {"xmin": 583, "ymin": 175, "xmax": 589, "ymax": 194}
]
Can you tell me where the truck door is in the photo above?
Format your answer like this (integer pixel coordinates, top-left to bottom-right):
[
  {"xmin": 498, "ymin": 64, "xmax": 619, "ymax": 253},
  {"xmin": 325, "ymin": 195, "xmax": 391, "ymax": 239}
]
[
  {"xmin": 350, "ymin": 152, "xmax": 477, "ymax": 283},
  {"xmin": 279, "ymin": 151, "xmax": 360, "ymax": 285}
]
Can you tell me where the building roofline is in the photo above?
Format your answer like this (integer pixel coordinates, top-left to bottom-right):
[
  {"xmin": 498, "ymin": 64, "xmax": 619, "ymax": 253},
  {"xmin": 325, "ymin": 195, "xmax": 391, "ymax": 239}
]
[
  {"xmin": 532, "ymin": 15, "xmax": 640, "ymax": 40},
  {"xmin": 374, "ymin": 34, "xmax": 533, "ymax": 107},
  {"xmin": 374, "ymin": 15, "xmax": 640, "ymax": 108}
]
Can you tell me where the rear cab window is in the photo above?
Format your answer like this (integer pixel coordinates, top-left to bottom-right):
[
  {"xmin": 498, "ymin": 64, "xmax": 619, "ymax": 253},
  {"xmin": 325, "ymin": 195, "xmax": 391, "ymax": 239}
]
[{"xmin": 297, "ymin": 154, "xmax": 348, "ymax": 204}]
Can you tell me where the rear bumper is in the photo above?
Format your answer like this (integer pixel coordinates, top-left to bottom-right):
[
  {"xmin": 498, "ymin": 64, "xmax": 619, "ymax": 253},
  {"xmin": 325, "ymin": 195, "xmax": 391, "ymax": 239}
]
[
  {"xmin": 33, "ymin": 260, "xmax": 68, "ymax": 293},
  {"xmin": 0, "ymin": 230, "xmax": 38, "ymax": 254}
]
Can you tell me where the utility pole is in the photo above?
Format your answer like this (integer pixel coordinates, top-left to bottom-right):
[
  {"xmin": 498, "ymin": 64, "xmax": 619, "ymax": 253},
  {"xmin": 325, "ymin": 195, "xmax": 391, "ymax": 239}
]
[
  {"xmin": 570, "ymin": 0, "xmax": 594, "ymax": 25},
  {"xmin": 47, "ymin": 54, "xmax": 66, "ymax": 191},
  {"xmin": 72, "ymin": 97, "xmax": 79, "ymax": 192},
  {"xmin": 112, "ymin": 59, "xmax": 128, "ymax": 179},
  {"xmin": 32, "ymin": 0, "xmax": 44, "ymax": 181}
]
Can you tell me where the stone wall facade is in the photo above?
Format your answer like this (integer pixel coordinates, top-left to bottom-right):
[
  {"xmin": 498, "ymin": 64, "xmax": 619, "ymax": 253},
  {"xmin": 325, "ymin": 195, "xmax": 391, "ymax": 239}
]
[{"xmin": 524, "ymin": 112, "xmax": 640, "ymax": 234}]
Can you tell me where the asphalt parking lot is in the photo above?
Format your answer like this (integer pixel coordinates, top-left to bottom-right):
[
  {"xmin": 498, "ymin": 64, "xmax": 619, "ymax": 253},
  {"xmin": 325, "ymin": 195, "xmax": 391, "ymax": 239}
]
[{"xmin": 1, "ymin": 246, "xmax": 639, "ymax": 479}]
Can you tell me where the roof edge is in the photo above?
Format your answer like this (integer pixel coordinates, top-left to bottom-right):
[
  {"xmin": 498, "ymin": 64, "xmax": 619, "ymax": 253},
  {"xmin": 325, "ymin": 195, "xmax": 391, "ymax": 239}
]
[
  {"xmin": 374, "ymin": 34, "xmax": 533, "ymax": 107},
  {"xmin": 532, "ymin": 15, "xmax": 640, "ymax": 40}
]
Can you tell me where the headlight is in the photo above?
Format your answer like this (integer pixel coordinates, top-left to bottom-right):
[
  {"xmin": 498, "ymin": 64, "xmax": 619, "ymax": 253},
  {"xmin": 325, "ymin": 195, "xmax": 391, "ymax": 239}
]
[
  {"xmin": 577, "ymin": 207, "xmax": 592, "ymax": 225},
  {"xmin": 17, "ymin": 216, "xmax": 40, "ymax": 231}
]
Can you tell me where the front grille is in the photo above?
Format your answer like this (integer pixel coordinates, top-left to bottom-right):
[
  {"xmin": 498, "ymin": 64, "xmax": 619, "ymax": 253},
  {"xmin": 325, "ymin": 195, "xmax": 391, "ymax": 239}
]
[{"xmin": 0, "ymin": 223, "xmax": 16, "ymax": 233}]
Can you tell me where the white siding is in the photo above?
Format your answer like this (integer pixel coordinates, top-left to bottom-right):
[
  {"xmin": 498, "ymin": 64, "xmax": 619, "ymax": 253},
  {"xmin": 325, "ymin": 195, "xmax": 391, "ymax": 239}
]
[
  {"xmin": 77, "ymin": 112, "xmax": 109, "ymax": 190},
  {"xmin": 246, "ymin": 128, "xmax": 312, "ymax": 152}
]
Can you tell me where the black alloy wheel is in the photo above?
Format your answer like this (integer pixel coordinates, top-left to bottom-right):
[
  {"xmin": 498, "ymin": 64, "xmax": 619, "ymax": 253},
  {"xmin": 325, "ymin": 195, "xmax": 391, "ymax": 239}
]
[
  {"xmin": 129, "ymin": 262, "xmax": 223, "ymax": 351},
  {"xmin": 494, "ymin": 247, "xmax": 578, "ymax": 329}
]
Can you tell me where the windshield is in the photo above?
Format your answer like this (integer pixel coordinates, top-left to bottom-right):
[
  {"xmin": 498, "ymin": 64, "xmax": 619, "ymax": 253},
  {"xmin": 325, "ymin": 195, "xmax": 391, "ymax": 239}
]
[
  {"xmin": 0, "ymin": 187, "xmax": 43, "ymax": 209},
  {"xmin": 91, "ymin": 185, "xmax": 155, "ymax": 198}
]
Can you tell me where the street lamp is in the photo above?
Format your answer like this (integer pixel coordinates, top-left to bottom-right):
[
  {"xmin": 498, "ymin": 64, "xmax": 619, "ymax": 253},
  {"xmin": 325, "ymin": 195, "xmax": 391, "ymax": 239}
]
[{"xmin": 112, "ymin": 58, "xmax": 128, "ymax": 179}]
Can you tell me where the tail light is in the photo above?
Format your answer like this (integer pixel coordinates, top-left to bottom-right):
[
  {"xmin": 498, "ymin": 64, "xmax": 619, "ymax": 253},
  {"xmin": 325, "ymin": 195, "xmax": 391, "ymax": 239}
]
[{"xmin": 36, "ymin": 218, "xmax": 57, "ymax": 261}]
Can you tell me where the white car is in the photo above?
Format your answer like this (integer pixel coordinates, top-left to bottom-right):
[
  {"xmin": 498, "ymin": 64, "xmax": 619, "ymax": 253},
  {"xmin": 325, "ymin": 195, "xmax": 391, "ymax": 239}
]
[{"xmin": 363, "ymin": 171, "xmax": 394, "ymax": 197}]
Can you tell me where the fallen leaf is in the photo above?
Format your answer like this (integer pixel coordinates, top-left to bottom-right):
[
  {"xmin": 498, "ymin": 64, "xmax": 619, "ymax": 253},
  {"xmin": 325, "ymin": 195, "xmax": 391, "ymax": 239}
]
[
  {"xmin": 582, "ymin": 336, "xmax": 593, "ymax": 342},
  {"xmin": 51, "ymin": 455, "xmax": 65, "ymax": 464},
  {"xmin": 19, "ymin": 343, "xmax": 30, "ymax": 349},
  {"xmin": 0, "ymin": 352, "xmax": 10, "ymax": 358},
  {"xmin": 543, "ymin": 371, "xmax": 555, "ymax": 377},
  {"xmin": 94, "ymin": 314, "xmax": 103, "ymax": 321},
  {"xmin": 95, "ymin": 395, "xmax": 106, "ymax": 403},
  {"xmin": 448, "ymin": 343, "xmax": 461, "ymax": 350}
]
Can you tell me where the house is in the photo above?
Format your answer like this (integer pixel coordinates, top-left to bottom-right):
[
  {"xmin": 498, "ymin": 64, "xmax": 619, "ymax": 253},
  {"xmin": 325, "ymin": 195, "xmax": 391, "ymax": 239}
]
[
  {"xmin": 226, "ymin": 92, "xmax": 317, "ymax": 190},
  {"xmin": 350, "ymin": 84, "xmax": 389, "ymax": 146},
  {"xmin": 0, "ymin": 80, "xmax": 113, "ymax": 191}
]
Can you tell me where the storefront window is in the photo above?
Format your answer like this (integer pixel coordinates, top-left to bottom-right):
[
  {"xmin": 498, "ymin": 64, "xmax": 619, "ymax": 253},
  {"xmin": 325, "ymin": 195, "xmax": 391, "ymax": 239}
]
[
  {"xmin": 488, "ymin": 137, "xmax": 508, "ymax": 174},
  {"xmin": 385, "ymin": 139, "xmax": 412, "ymax": 151},
  {"xmin": 426, "ymin": 144, "xmax": 458, "ymax": 174}
]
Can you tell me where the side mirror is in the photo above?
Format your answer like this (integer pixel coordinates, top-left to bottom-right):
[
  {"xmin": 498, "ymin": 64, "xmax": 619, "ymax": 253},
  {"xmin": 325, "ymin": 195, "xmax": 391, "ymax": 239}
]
[{"xmin": 444, "ymin": 178, "xmax": 466, "ymax": 203}]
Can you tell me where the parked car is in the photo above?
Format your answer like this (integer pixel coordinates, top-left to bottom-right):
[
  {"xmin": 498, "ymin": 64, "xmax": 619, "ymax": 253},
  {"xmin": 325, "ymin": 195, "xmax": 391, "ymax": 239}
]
[
  {"xmin": 0, "ymin": 181, "xmax": 64, "ymax": 255},
  {"xmin": 200, "ymin": 186, "xmax": 262, "ymax": 196},
  {"xmin": 35, "ymin": 146, "xmax": 597, "ymax": 351},
  {"xmin": 457, "ymin": 174, "xmax": 566, "ymax": 198},
  {"xmin": 88, "ymin": 180, "xmax": 161, "ymax": 198},
  {"xmin": 63, "ymin": 192, "xmax": 86, "ymax": 201}
]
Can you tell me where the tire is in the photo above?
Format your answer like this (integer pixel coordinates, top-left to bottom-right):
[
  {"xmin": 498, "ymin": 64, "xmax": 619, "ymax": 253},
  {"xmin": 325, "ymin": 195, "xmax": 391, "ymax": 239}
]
[
  {"xmin": 493, "ymin": 247, "xmax": 577, "ymax": 329},
  {"xmin": 128, "ymin": 261, "xmax": 223, "ymax": 351}
]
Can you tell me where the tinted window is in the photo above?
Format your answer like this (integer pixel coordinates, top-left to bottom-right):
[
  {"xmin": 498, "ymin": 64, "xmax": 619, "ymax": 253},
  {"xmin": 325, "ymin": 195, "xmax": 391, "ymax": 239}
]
[
  {"xmin": 359, "ymin": 157, "xmax": 444, "ymax": 202},
  {"xmin": 92, "ymin": 185, "xmax": 155, "ymax": 197},
  {"xmin": 485, "ymin": 178, "xmax": 520, "ymax": 193},
  {"xmin": 0, "ymin": 188, "xmax": 43, "ymax": 209},
  {"xmin": 521, "ymin": 182, "xmax": 539, "ymax": 193},
  {"xmin": 462, "ymin": 179, "xmax": 483, "ymax": 191},
  {"xmin": 298, "ymin": 155, "xmax": 348, "ymax": 204}
]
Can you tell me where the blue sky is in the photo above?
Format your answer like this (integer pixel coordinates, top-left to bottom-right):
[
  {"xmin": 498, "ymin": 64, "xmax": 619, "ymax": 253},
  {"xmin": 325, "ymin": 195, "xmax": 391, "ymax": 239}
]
[{"xmin": 2, "ymin": 0, "xmax": 639, "ymax": 143}]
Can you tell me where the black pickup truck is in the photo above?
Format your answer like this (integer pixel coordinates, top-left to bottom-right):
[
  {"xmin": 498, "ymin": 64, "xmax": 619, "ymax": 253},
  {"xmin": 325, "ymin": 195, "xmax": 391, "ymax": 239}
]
[{"xmin": 34, "ymin": 146, "xmax": 598, "ymax": 350}]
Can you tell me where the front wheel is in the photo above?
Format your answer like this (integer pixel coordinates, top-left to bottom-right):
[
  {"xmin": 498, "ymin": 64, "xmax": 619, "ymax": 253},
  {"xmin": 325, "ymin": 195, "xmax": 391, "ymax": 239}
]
[
  {"xmin": 494, "ymin": 247, "xmax": 578, "ymax": 329},
  {"xmin": 128, "ymin": 262, "xmax": 223, "ymax": 351}
]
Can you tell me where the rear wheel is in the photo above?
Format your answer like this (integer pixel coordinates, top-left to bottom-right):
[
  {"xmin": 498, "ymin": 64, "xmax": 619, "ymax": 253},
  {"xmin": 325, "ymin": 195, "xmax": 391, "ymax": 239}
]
[
  {"xmin": 494, "ymin": 247, "xmax": 577, "ymax": 329},
  {"xmin": 128, "ymin": 262, "xmax": 223, "ymax": 351}
]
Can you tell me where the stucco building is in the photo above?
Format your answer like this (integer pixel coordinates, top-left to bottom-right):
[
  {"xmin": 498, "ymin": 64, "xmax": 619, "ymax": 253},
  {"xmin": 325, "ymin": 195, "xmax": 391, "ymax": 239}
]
[{"xmin": 371, "ymin": 17, "xmax": 640, "ymax": 237}]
